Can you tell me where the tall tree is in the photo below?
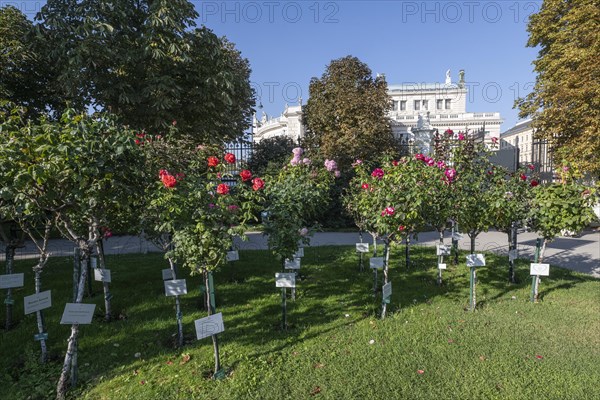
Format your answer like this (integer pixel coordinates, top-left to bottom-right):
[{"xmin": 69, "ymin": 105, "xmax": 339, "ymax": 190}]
[
  {"xmin": 0, "ymin": 7, "xmax": 58, "ymax": 117},
  {"xmin": 303, "ymin": 56, "xmax": 397, "ymax": 171},
  {"xmin": 517, "ymin": 0, "xmax": 600, "ymax": 177},
  {"xmin": 35, "ymin": 0, "xmax": 254, "ymax": 142}
]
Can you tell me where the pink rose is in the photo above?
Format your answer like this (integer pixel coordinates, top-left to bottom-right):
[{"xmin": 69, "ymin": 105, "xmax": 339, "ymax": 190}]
[
  {"xmin": 415, "ymin": 153, "xmax": 425, "ymax": 161},
  {"xmin": 458, "ymin": 133, "xmax": 465, "ymax": 140},
  {"xmin": 371, "ymin": 168, "xmax": 384, "ymax": 179},
  {"xmin": 292, "ymin": 147, "xmax": 303, "ymax": 156},
  {"xmin": 324, "ymin": 159, "xmax": 338, "ymax": 172},
  {"xmin": 303, "ymin": 158, "xmax": 311, "ymax": 165},
  {"xmin": 445, "ymin": 168, "xmax": 457, "ymax": 182}
]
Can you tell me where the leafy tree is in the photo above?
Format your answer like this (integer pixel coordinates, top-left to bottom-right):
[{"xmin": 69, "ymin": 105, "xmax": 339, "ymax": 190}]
[
  {"xmin": 346, "ymin": 157, "xmax": 427, "ymax": 317},
  {"xmin": 303, "ymin": 56, "xmax": 397, "ymax": 171},
  {"xmin": 0, "ymin": 7, "xmax": 57, "ymax": 117},
  {"xmin": 142, "ymin": 143, "xmax": 264, "ymax": 375},
  {"xmin": 35, "ymin": 0, "xmax": 254, "ymax": 142},
  {"xmin": 248, "ymin": 136, "xmax": 296, "ymax": 177},
  {"xmin": 517, "ymin": 0, "xmax": 600, "ymax": 177},
  {"xmin": 488, "ymin": 165, "xmax": 535, "ymax": 283},
  {"xmin": 263, "ymin": 148, "xmax": 335, "ymax": 263}
]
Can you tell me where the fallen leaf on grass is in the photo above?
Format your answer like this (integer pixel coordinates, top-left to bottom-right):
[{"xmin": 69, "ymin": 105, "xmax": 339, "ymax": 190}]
[
  {"xmin": 166, "ymin": 360, "xmax": 173, "ymax": 365},
  {"xmin": 310, "ymin": 386, "xmax": 321, "ymax": 396},
  {"xmin": 417, "ymin": 369, "xmax": 425, "ymax": 374},
  {"xmin": 140, "ymin": 380, "xmax": 146, "ymax": 385},
  {"xmin": 479, "ymin": 355, "xmax": 486, "ymax": 362},
  {"xmin": 447, "ymin": 339, "xmax": 454, "ymax": 344},
  {"xmin": 180, "ymin": 354, "xmax": 191, "ymax": 365},
  {"xmin": 313, "ymin": 363, "xmax": 325, "ymax": 369},
  {"xmin": 535, "ymin": 355, "xmax": 544, "ymax": 360}
]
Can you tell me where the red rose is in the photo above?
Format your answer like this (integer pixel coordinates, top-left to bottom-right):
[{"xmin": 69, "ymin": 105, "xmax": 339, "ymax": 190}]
[
  {"xmin": 224, "ymin": 153, "xmax": 236, "ymax": 164},
  {"xmin": 240, "ymin": 169, "xmax": 252, "ymax": 182},
  {"xmin": 252, "ymin": 177, "xmax": 265, "ymax": 191},
  {"xmin": 362, "ymin": 183, "xmax": 369, "ymax": 190},
  {"xmin": 398, "ymin": 225, "xmax": 406, "ymax": 232},
  {"xmin": 158, "ymin": 169, "xmax": 168, "ymax": 178},
  {"xmin": 520, "ymin": 173, "xmax": 527, "ymax": 181},
  {"xmin": 175, "ymin": 172, "xmax": 185, "ymax": 181},
  {"xmin": 445, "ymin": 129, "xmax": 454, "ymax": 135},
  {"xmin": 161, "ymin": 174, "xmax": 177, "ymax": 188},
  {"xmin": 208, "ymin": 156, "xmax": 219, "ymax": 167},
  {"xmin": 392, "ymin": 160, "xmax": 399, "ymax": 166},
  {"xmin": 530, "ymin": 180, "xmax": 539, "ymax": 187},
  {"xmin": 216, "ymin": 183, "xmax": 229, "ymax": 195},
  {"xmin": 415, "ymin": 153, "xmax": 425, "ymax": 161}
]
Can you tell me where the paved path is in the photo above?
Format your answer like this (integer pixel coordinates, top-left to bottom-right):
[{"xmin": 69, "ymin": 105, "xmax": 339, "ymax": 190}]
[{"xmin": 4, "ymin": 230, "xmax": 599, "ymax": 278}]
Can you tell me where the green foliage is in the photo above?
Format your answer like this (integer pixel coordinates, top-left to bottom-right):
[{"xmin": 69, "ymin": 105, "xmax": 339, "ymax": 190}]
[
  {"xmin": 452, "ymin": 136, "xmax": 503, "ymax": 239},
  {"xmin": 263, "ymin": 148, "xmax": 334, "ymax": 260},
  {"xmin": 517, "ymin": 0, "xmax": 600, "ymax": 177},
  {"xmin": 530, "ymin": 181, "xmax": 597, "ymax": 240},
  {"xmin": 303, "ymin": 56, "xmax": 397, "ymax": 171},
  {"xmin": 0, "ymin": 107, "xmax": 144, "ymax": 241},
  {"xmin": 35, "ymin": 0, "xmax": 254, "ymax": 142},
  {"xmin": 247, "ymin": 136, "xmax": 297, "ymax": 177},
  {"xmin": 141, "ymin": 143, "xmax": 264, "ymax": 272},
  {"xmin": 488, "ymin": 166, "xmax": 534, "ymax": 233},
  {"xmin": 346, "ymin": 158, "xmax": 426, "ymax": 241},
  {"xmin": 0, "ymin": 7, "xmax": 57, "ymax": 118}
]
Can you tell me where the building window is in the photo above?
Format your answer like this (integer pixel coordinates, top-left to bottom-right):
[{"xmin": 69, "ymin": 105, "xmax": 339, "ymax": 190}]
[
  {"xmin": 437, "ymin": 99, "xmax": 443, "ymax": 110},
  {"xmin": 392, "ymin": 100, "xmax": 398, "ymax": 111},
  {"xmin": 414, "ymin": 100, "xmax": 420, "ymax": 111},
  {"xmin": 445, "ymin": 99, "xmax": 451, "ymax": 109},
  {"xmin": 422, "ymin": 100, "xmax": 428, "ymax": 110},
  {"xmin": 400, "ymin": 100, "xmax": 406, "ymax": 111}
]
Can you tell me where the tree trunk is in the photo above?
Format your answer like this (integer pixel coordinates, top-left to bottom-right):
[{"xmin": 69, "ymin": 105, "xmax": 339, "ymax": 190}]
[
  {"xmin": 508, "ymin": 224, "xmax": 518, "ymax": 283},
  {"xmin": 204, "ymin": 269, "xmax": 221, "ymax": 374},
  {"xmin": 4, "ymin": 245, "xmax": 15, "ymax": 330},
  {"xmin": 34, "ymin": 268, "xmax": 48, "ymax": 363},
  {"xmin": 381, "ymin": 240, "xmax": 390, "ymax": 319},
  {"xmin": 532, "ymin": 238, "xmax": 549, "ymax": 303},
  {"xmin": 405, "ymin": 234, "xmax": 410, "ymax": 269},
  {"xmin": 56, "ymin": 243, "xmax": 90, "ymax": 400},
  {"xmin": 168, "ymin": 257, "xmax": 183, "ymax": 348},
  {"xmin": 437, "ymin": 230, "xmax": 444, "ymax": 286},
  {"xmin": 469, "ymin": 233, "xmax": 477, "ymax": 311},
  {"xmin": 96, "ymin": 240, "xmax": 112, "ymax": 322}
]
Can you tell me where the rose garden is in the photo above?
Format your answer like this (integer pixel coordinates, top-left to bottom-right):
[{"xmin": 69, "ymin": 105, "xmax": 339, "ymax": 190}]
[
  {"xmin": 1, "ymin": 1, "xmax": 600, "ymax": 399},
  {"xmin": 0, "ymin": 111, "xmax": 598, "ymax": 399}
]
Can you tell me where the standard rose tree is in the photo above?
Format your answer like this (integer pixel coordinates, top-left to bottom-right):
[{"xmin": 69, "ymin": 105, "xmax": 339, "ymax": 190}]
[
  {"xmin": 346, "ymin": 156, "xmax": 426, "ymax": 318},
  {"xmin": 263, "ymin": 148, "xmax": 335, "ymax": 263},
  {"xmin": 528, "ymin": 166, "xmax": 597, "ymax": 302},
  {"xmin": 143, "ymin": 143, "xmax": 264, "ymax": 376}
]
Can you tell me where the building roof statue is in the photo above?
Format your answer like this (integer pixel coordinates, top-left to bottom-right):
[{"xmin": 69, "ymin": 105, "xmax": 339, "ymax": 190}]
[{"xmin": 445, "ymin": 69, "xmax": 452, "ymax": 85}]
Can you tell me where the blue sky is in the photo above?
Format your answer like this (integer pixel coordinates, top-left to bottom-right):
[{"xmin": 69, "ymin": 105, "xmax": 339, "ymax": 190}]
[
  {"xmin": 195, "ymin": 0, "xmax": 542, "ymax": 130},
  {"xmin": 11, "ymin": 0, "xmax": 541, "ymax": 130}
]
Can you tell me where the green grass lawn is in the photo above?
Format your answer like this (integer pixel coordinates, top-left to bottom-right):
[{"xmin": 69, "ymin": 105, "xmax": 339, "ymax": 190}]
[{"xmin": 1, "ymin": 246, "xmax": 599, "ymax": 399}]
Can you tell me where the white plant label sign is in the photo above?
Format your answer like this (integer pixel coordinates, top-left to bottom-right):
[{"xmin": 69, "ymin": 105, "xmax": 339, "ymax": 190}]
[
  {"xmin": 275, "ymin": 273, "xmax": 296, "ymax": 288},
  {"xmin": 466, "ymin": 254, "xmax": 486, "ymax": 267},
  {"xmin": 438, "ymin": 263, "xmax": 447, "ymax": 270},
  {"xmin": 60, "ymin": 303, "xmax": 96, "ymax": 324},
  {"xmin": 294, "ymin": 248, "xmax": 304, "ymax": 258},
  {"xmin": 530, "ymin": 263, "xmax": 550, "ymax": 276},
  {"xmin": 94, "ymin": 269, "xmax": 112, "ymax": 283},
  {"xmin": 226, "ymin": 251, "xmax": 239, "ymax": 262},
  {"xmin": 382, "ymin": 282, "xmax": 392, "ymax": 299},
  {"xmin": 0, "ymin": 273, "xmax": 24, "ymax": 289},
  {"xmin": 194, "ymin": 312, "xmax": 225, "ymax": 340},
  {"xmin": 436, "ymin": 244, "xmax": 451, "ymax": 256},
  {"xmin": 356, "ymin": 243, "xmax": 370, "ymax": 253},
  {"xmin": 284, "ymin": 258, "xmax": 301, "ymax": 270},
  {"xmin": 24, "ymin": 290, "xmax": 52, "ymax": 315},
  {"xmin": 164, "ymin": 279, "xmax": 188, "ymax": 296},
  {"xmin": 161, "ymin": 269, "xmax": 175, "ymax": 281},
  {"xmin": 370, "ymin": 257, "xmax": 384, "ymax": 269},
  {"xmin": 508, "ymin": 249, "xmax": 518, "ymax": 261}
]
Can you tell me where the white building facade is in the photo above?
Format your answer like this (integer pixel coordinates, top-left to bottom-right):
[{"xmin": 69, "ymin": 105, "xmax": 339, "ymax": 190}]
[
  {"xmin": 500, "ymin": 119, "xmax": 535, "ymax": 165},
  {"xmin": 252, "ymin": 70, "xmax": 503, "ymax": 146}
]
